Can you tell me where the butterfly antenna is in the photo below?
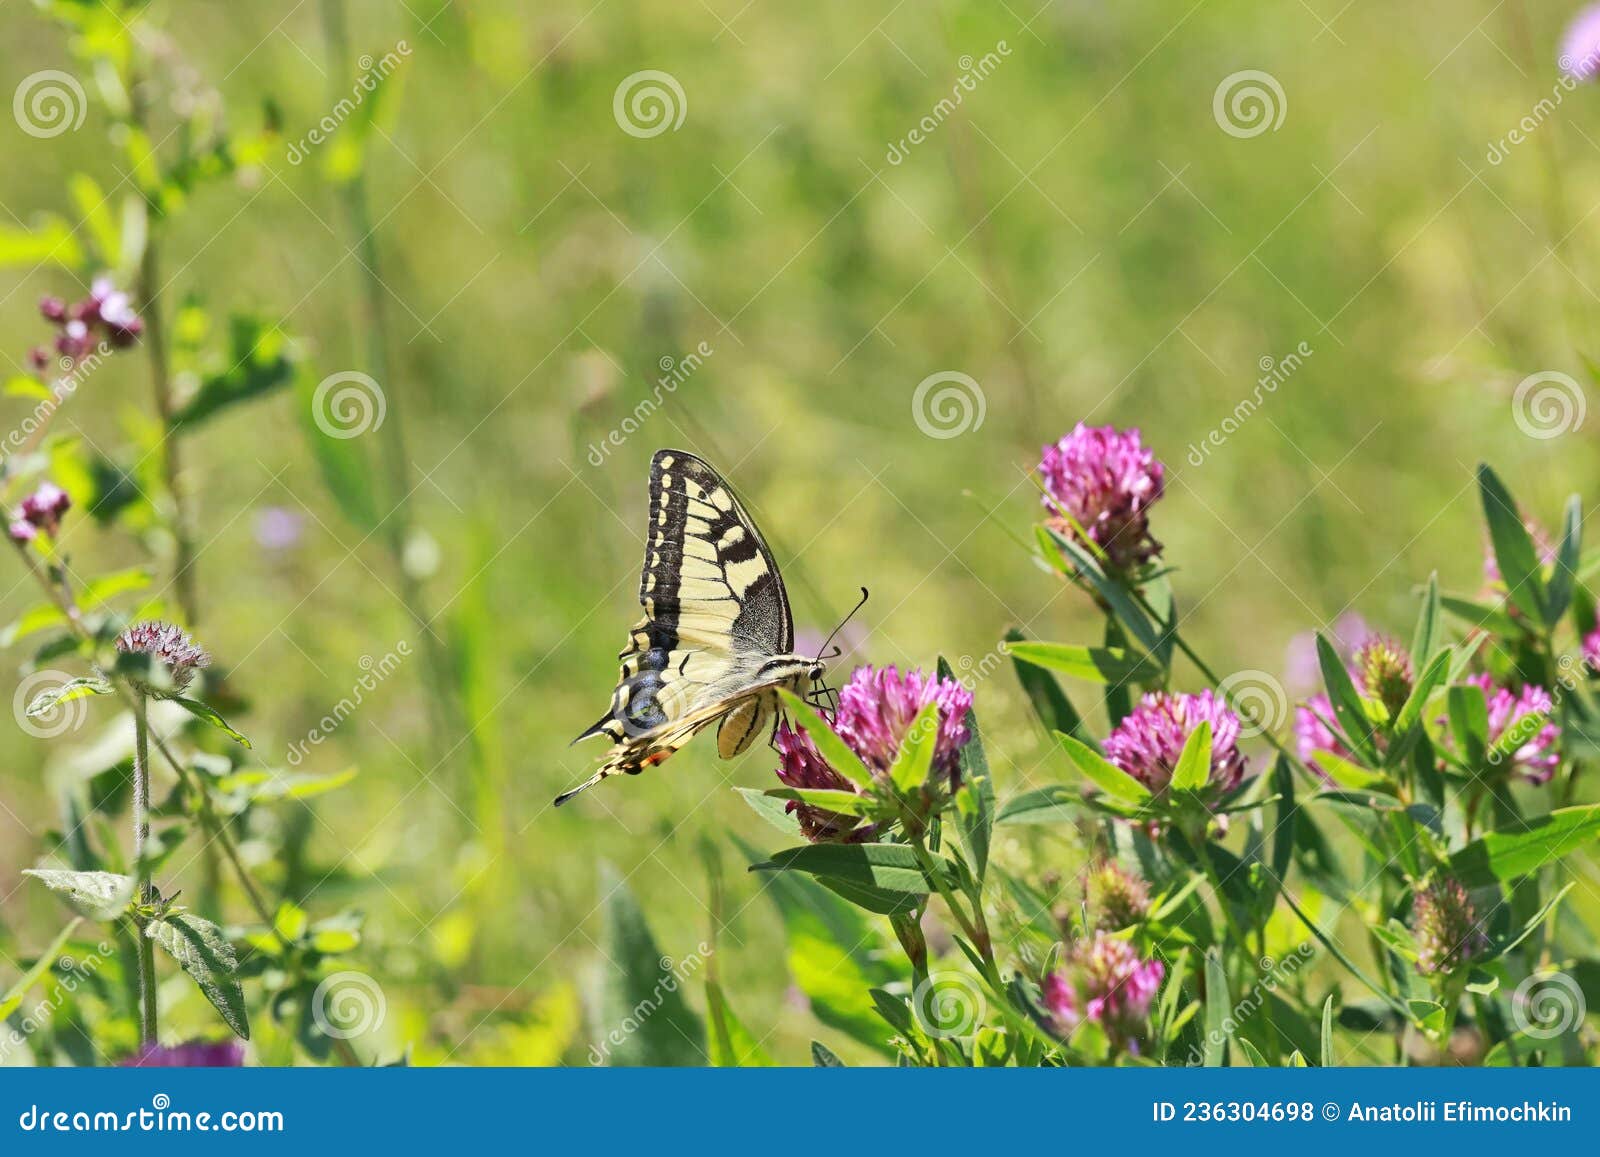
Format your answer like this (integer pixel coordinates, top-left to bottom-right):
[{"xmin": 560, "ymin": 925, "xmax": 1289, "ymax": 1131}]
[{"xmin": 814, "ymin": 586, "xmax": 869, "ymax": 663}]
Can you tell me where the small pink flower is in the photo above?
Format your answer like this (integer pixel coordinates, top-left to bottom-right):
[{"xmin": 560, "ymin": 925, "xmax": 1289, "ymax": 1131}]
[
  {"xmin": 1102, "ymin": 689, "xmax": 1246, "ymax": 798},
  {"xmin": 1466, "ymin": 674, "xmax": 1559, "ymax": 785},
  {"xmin": 1039, "ymin": 423, "xmax": 1165, "ymax": 572},
  {"xmin": 9, "ymin": 481, "xmax": 71, "ymax": 542},
  {"xmin": 1043, "ymin": 932, "xmax": 1164, "ymax": 1053},
  {"xmin": 1294, "ymin": 693, "xmax": 1348, "ymax": 765},
  {"xmin": 833, "ymin": 665, "xmax": 973, "ymax": 782}
]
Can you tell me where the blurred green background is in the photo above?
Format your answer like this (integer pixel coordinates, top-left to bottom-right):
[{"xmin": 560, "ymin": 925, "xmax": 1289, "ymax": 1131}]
[{"xmin": 2, "ymin": 0, "xmax": 1599, "ymax": 1064}]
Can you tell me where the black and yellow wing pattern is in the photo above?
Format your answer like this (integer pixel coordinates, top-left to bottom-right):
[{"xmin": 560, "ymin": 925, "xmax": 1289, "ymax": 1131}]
[{"xmin": 556, "ymin": 449, "xmax": 820, "ymax": 805}]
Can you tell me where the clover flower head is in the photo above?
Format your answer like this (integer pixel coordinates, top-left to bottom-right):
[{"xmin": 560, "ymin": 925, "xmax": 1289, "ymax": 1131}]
[
  {"xmin": 1102, "ymin": 689, "xmax": 1246, "ymax": 797},
  {"xmin": 1042, "ymin": 932, "xmax": 1164, "ymax": 1053},
  {"xmin": 1355, "ymin": 634, "xmax": 1413, "ymax": 718},
  {"xmin": 116, "ymin": 619, "xmax": 211, "ymax": 695},
  {"xmin": 1086, "ymin": 860, "xmax": 1151, "ymax": 932},
  {"xmin": 774, "ymin": 722, "xmax": 866, "ymax": 843},
  {"xmin": 38, "ymin": 274, "xmax": 142, "ymax": 364},
  {"xmin": 833, "ymin": 665, "xmax": 973, "ymax": 782},
  {"xmin": 1467, "ymin": 673, "xmax": 1559, "ymax": 785},
  {"xmin": 1563, "ymin": 4, "xmax": 1600, "ymax": 82},
  {"xmin": 1039, "ymin": 423, "xmax": 1165, "ymax": 572},
  {"xmin": 9, "ymin": 481, "xmax": 71, "ymax": 543},
  {"xmin": 1413, "ymin": 877, "xmax": 1490, "ymax": 976}
]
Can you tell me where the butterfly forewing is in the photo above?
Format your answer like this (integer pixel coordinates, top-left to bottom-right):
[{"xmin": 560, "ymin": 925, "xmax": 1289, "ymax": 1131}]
[{"xmin": 557, "ymin": 450, "xmax": 817, "ymax": 806}]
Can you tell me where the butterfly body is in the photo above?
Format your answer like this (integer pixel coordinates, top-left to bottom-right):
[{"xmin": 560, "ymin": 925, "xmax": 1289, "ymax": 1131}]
[{"xmin": 557, "ymin": 449, "xmax": 822, "ymax": 806}]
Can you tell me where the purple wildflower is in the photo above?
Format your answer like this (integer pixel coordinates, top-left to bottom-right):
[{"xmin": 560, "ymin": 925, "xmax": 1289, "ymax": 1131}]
[
  {"xmin": 121, "ymin": 1039, "xmax": 245, "ymax": 1067},
  {"xmin": 1102, "ymin": 689, "xmax": 1247, "ymax": 797},
  {"xmin": 254, "ymin": 506, "xmax": 305, "ymax": 551},
  {"xmin": 1584, "ymin": 619, "xmax": 1600, "ymax": 672},
  {"xmin": 1039, "ymin": 423, "xmax": 1165, "ymax": 572},
  {"xmin": 1467, "ymin": 674, "xmax": 1559, "ymax": 785},
  {"xmin": 1563, "ymin": 4, "xmax": 1600, "ymax": 81},
  {"xmin": 1285, "ymin": 612, "xmax": 1369, "ymax": 694},
  {"xmin": 1042, "ymin": 932, "xmax": 1164, "ymax": 1053},
  {"xmin": 37, "ymin": 275, "xmax": 142, "ymax": 365},
  {"xmin": 773, "ymin": 722, "xmax": 866, "ymax": 843},
  {"xmin": 116, "ymin": 620, "xmax": 211, "ymax": 695},
  {"xmin": 833, "ymin": 665, "xmax": 973, "ymax": 783},
  {"xmin": 8, "ymin": 481, "xmax": 71, "ymax": 543},
  {"xmin": 1413, "ymin": 877, "xmax": 1490, "ymax": 976}
]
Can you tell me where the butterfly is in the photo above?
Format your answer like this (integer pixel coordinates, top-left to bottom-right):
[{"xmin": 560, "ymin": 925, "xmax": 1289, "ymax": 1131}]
[{"xmin": 556, "ymin": 449, "xmax": 827, "ymax": 806}]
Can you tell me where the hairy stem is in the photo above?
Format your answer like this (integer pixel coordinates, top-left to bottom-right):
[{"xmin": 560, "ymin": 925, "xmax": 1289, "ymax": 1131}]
[{"xmin": 132, "ymin": 695, "xmax": 158, "ymax": 1046}]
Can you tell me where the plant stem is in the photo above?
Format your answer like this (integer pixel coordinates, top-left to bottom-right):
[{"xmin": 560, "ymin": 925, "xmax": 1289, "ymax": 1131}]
[
  {"xmin": 132, "ymin": 694, "xmax": 158, "ymax": 1046},
  {"xmin": 317, "ymin": 0, "xmax": 458, "ymax": 763}
]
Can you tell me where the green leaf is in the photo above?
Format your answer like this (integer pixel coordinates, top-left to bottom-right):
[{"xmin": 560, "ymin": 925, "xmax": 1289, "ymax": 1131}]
[
  {"xmin": 1440, "ymin": 594, "xmax": 1524, "ymax": 638},
  {"xmin": 1004, "ymin": 642, "xmax": 1160, "ymax": 686},
  {"xmin": 996, "ymin": 785, "xmax": 1081, "ymax": 826},
  {"xmin": 1545, "ymin": 495, "xmax": 1583, "ymax": 625},
  {"xmin": 1171, "ymin": 720, "xmax": 1213, "ymax": 792},
  {"xmin": 810, "ymin": 1040, "xmax": 846, "ymax": 1067},
  {"xmin": 1411, "ymin": 572, "xmax": 1441, "ymax": 666},
  {"xmin": 762, "ymin": 787, "xmax": 872, "ymax": 816},
  {"xmin": 1235, "ymin": 1037, "xmax": 1268, "ymax": 1067},
  {"xmin": 888, "ymin": 700, "xmax": 939, "ymax": 792},
  {"xmin": 1478, "ymin": 464, "xmax": 1546, "ymax": 622},
  {"xmin": 170, "ymin": 696, "xmax": 252, "ymax": 748},
  {"xmin": 734, "ymin": 787, "xmax": 802, "ymax": 836},
  {"xmin": 0, "ymin": 216, "xmax": 82, "ymax": 269},
  {"xmin": 68, "ymin": 174, "xmax": 122, "ymax": 267},
  {"xmin": 1203, "ymin": 947, "xmax": 1229, "ymax": 1066},
  {"xmin": 1451, "ymin": 805, "xmax": 1600, "ymax": 886},
  {"xmin": 1391, "ymin": 647, "xmax": 1451, "ymax": 737},
  {"xmin": 777, "ymin": 690, "xmax": 873, "ymax": 790},
  {"xmin": 26, "ymin": 677, "xmax": 113, "ymax": 718},
  {"xmin": 705, "ymin": 980, "xmax": 774, "ymax": 1066},
  {"xmin": 939, "ymin": 655, "xmax": 993, "ymax": 880},
  {"xmin": 147, "ymin": 913, "xmax": 250, "ymax": 1039},
  {"xmin": 0, "ymin": 604, "xmax": 68, "ymax": 647},
  {"xmin": 593, "ymin": 863, "xmax": 704, "ymax": 1065},
  {"xmin": 170, "ymin": 316, "xmax": 297, "ymax": 429},
  {"xmin": 1005, "ymin": 627, "xmax": 1090, "ymax": 742},
  {"xmin": 21, "ymin": 869, "xmax": 134, "ymax": 920},
  {"xmin": 1055, "ymin": 731, "xmax": 1152, "ymax": 803},
  {"xmin": 0, "ymin": 919, "xmax": 83, "ymax": 1020},
  {"xmin": 1316, "ymin": 634, "xmax": 1377, "ymax": 764},
  {"xmin": 1448, "ymin": 684, "xmax": 1489, "ymax": 768},
  {"xmin": 1040, "ymin": 525, "xmax": 1161, "ymax": 652},
  {"xmin": 78, "ymin": 567, "xmax": 152, "ymax": 607},
  {"xmin": 1320, "ymin": 995, "xmax": 1335, "ymax": 1067},
  {"xmin": 751, "ymin": 843, "xmax": 929, "ymax": 896}
]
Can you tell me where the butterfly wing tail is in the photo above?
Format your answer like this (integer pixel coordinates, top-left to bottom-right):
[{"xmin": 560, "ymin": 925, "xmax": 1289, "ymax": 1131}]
[{"xmin": 553, "ymin": 765, "xmax": 616, "ymax": 807}]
